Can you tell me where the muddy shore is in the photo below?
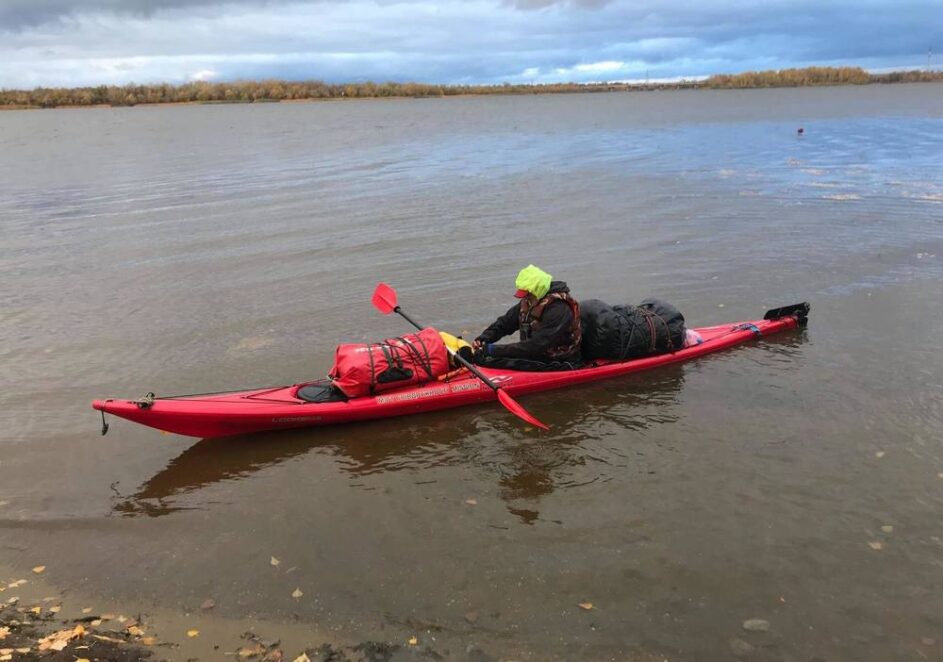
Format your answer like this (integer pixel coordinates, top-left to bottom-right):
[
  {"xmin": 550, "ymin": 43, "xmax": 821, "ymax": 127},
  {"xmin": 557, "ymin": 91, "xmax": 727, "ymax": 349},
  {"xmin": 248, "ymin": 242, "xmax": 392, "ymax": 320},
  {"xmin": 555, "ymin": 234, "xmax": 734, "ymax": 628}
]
[{"xmin": 0, "ymin": 565, "xmax": 468, "ymax": 662}]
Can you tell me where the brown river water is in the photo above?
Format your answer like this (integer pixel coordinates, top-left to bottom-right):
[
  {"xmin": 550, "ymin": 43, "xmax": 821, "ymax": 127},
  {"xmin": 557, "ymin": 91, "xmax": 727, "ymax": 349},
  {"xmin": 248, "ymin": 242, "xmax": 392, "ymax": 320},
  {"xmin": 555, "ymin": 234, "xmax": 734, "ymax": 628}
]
[{"xmin": 1, "ymin": 85, "xmax": 942, "ymax": 660}]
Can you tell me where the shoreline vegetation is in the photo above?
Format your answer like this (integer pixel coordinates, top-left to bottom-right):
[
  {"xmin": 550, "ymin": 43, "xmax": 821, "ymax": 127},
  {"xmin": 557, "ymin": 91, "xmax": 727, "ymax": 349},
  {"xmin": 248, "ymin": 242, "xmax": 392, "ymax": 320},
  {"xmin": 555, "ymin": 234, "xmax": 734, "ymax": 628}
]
[{"xmin": 2, "ymin": 66, "xmax": 942, "ymax": 110}]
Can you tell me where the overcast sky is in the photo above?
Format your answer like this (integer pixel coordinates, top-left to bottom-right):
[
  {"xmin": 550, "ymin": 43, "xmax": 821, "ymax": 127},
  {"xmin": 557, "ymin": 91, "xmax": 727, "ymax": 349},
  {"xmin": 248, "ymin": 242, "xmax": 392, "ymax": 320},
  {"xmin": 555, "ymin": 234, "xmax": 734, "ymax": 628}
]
[{"xmin": 0, "ymin": 0, "xmax": 938, "ymax": 88}]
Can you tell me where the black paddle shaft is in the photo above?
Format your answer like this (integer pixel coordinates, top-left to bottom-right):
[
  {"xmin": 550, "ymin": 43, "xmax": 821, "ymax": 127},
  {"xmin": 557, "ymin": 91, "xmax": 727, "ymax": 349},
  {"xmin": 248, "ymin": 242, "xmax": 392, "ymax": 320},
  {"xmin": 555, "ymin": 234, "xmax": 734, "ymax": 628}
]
[
  {"xmin": 393, "ymin": 306, "xmax": 499, "ymax": 393},
  {"xmin": 392, "ymin": 306, "xmax": 423, "ymax": 331}
]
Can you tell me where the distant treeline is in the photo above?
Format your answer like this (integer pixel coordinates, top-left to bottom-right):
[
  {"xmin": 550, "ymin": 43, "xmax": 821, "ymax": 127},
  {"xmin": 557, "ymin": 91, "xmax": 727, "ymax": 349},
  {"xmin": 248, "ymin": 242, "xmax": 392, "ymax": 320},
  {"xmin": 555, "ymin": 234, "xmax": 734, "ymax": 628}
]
[
  {"xmin": 703, "ymin": 66, "xmax": 943, "ymax": 88},
  {"xmin": 0, "ymin": 80, "xmax": 641, "ymax": 108},
  {"xmin": 2, "ymin": 67, "xmax": 942, "ymax": 109}
]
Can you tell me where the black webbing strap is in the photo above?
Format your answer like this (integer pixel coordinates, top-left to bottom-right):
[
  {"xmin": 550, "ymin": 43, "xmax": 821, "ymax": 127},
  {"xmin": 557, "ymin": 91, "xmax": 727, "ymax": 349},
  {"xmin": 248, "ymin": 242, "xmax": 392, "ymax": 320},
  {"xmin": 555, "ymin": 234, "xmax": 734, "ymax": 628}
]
[
  {"xmin": 367, "ymin": 343, "xmax": 377, "ymax": 395},
  {"xmin": 395, "ymin": 335, "xmax": 435, "ymax": 380}
]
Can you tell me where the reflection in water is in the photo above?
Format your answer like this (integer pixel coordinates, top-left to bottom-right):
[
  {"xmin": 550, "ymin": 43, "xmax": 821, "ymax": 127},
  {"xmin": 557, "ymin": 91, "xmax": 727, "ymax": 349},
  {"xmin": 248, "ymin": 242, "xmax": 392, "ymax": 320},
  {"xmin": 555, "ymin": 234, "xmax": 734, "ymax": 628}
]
[
  {"xmin": 110, "ymin": 434, "xmax": 316, "ymax": 517},
  {"xmin": 492, "ymin": 366, "xmax": 688, "ymax": 523},
  {"xmin": 112, "ymin": 367, "xmax": 689, "ymax": 519}
]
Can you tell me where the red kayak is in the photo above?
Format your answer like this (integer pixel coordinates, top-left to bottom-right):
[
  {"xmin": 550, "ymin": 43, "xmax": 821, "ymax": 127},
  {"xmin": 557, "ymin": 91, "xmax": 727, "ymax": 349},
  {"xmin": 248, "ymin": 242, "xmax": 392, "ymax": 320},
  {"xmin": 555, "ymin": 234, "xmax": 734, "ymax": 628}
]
[{"xmin": 92, "ymin": 303, "xmax": 808, "ymax": 439}]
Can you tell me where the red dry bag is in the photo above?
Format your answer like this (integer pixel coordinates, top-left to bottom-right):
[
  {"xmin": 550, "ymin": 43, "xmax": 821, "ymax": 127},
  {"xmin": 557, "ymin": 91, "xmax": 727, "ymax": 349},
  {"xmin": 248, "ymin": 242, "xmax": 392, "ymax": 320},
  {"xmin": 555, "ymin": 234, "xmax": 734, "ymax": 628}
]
[{"xmin": 329, "ymin": 327, "xmax": 450, "ymax": 398}]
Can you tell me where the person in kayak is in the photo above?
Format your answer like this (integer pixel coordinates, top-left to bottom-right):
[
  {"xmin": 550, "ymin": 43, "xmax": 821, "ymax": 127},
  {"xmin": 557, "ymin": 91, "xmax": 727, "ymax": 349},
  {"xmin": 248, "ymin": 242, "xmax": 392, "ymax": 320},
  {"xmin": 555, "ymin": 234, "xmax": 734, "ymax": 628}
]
[{"xmin": 471, "ymin": 264, "xmax": 582, "ymax": 369}]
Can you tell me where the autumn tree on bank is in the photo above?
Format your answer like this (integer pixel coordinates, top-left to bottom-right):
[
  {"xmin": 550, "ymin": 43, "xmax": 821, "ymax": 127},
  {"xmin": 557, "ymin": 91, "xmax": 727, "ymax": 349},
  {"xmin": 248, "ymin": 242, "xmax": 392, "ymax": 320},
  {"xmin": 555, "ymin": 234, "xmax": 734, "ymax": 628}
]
[{"xmin": 2, "ymin": 67, "xmax": 941, "ymax": 109}]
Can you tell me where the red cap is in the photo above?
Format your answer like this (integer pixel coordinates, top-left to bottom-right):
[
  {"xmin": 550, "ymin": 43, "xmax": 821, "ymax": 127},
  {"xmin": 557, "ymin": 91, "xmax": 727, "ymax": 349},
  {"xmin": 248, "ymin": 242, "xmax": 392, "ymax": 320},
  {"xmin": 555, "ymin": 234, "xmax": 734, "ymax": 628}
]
[{"xmin": 514, "ymin": 289, "xmax": 529, "ymax": 298}]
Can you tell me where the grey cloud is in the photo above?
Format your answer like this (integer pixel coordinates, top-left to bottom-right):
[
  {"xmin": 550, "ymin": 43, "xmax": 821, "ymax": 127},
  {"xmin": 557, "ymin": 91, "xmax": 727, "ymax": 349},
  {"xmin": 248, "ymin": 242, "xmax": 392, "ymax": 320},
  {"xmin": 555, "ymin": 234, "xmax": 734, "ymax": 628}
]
[
  {"xmin": 0, "ymin": 0, "xmax": 302, "ymax": 30},
  {"xmin": 3, "ymin": 0, "xmax": 607, "ymax": 30}
]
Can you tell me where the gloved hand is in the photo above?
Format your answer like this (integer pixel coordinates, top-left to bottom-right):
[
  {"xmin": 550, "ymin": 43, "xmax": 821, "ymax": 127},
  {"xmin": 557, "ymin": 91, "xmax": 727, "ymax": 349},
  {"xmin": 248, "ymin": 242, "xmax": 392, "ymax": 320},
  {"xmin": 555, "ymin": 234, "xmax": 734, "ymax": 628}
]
[{"xmin": 472, "ymin": 343, "xmax": 495, "ymax": 363}]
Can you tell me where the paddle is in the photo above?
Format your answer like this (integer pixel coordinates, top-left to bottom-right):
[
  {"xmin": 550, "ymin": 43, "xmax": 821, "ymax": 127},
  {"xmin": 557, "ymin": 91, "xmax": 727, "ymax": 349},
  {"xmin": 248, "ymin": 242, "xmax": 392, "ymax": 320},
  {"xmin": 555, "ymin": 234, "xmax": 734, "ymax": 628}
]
[{"xmin": 371, "ymin": 282, "xmax": 549, "ymax": 430}]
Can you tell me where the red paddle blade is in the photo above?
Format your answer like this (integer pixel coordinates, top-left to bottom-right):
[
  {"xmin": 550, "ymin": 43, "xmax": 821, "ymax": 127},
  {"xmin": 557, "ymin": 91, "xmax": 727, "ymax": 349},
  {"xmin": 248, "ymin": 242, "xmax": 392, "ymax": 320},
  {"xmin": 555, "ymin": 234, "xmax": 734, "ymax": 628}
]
[
  {"xmin": 496, "ymin": 389, "xmax": 550, "ymax": 430},
  {"xmin": 371, "ymin": 282, "xmax": 398, "ymax": 315}
]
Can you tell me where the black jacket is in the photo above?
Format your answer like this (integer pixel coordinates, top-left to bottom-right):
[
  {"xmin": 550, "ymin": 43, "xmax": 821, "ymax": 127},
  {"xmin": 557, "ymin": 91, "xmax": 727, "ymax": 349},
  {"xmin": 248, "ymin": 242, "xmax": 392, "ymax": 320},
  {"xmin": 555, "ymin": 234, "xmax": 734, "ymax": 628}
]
[{"xmin": 476, "ymin": 281, "xmax": 580, "ymax": 361}]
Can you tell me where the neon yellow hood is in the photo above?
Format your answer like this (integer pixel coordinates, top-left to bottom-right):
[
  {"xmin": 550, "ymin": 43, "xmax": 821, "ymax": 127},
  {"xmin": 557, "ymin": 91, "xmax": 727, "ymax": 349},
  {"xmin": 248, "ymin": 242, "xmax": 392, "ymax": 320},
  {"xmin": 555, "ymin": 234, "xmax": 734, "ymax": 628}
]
[{"xmin": 515, "ymin": 264, "xmax": 553, "ymax": 299}]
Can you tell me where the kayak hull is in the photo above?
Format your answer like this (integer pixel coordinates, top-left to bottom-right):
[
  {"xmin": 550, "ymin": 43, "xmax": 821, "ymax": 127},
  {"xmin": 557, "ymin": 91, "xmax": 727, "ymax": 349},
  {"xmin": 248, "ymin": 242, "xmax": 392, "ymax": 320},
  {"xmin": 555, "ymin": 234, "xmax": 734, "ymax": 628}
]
[{"xmin": 93, "ymin": 315, "xmax": 802, "ymax": 439}]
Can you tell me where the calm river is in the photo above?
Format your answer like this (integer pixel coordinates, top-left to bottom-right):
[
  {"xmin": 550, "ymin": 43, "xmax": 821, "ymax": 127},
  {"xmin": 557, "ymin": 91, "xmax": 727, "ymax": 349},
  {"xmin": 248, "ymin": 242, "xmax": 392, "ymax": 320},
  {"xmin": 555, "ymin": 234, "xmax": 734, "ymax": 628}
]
[{"xmin": 1, "ymin": 84, "xmax": 942, "ymax": 660}]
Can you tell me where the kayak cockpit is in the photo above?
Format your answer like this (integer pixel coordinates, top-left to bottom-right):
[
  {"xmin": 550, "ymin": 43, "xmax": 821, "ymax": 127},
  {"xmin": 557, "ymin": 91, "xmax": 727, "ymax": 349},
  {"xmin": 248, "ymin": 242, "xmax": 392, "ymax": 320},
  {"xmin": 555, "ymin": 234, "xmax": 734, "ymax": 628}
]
[{"xmin": 295, "ymin": 380, "xmax": 348, "ymax": 403}]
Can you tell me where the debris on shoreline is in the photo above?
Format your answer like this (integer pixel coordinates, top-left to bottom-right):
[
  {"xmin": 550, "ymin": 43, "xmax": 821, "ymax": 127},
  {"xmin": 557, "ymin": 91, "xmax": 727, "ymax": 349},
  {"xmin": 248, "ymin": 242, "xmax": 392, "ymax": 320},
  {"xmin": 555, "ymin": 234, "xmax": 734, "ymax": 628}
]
[
  {"xmin": 1, "ymin": 566, "xmax": 463, "ymax": 661},
  {"xmin": 0, "ymin": 602, "xmax": 154, "ymax": 661},
  {"xmin": 1, "ymin": 597, "xmax": 454, "ymax": 661}
]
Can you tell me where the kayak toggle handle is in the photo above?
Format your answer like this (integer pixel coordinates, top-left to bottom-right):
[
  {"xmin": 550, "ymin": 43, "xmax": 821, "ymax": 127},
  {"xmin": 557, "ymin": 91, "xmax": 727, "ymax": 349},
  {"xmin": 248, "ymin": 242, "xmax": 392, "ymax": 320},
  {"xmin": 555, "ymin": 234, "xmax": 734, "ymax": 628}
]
[
  {"xmin": 100, "ymin": 409, "xmax": 110, "ymax": 436},
  {"xmin": 133, "ymin": 392, "xmax": 155, "ymax": 409}
]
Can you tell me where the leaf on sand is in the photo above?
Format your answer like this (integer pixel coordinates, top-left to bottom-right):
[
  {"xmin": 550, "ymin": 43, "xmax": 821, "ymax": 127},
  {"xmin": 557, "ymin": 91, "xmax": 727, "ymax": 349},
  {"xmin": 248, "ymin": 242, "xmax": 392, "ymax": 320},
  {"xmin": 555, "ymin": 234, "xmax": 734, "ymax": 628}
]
[
  {"xmin": 37, "ymin": 625, "xmax": 85, "ymax": 652},
  {"xmin": 81, "ymin": 607, "xmax": 93, "ymax": 614},
  {"xmin": 875, "ymin": 451, "xmax": 885, "ymax": 458},
  {"xmin": 141, "ymin": 637, "xmax": 157, "ymax": 646},
  {"xmin": 76, "ymin": 659, "xmax": 90, "ymax": 662},
  {"xmin": 881, "ymin": 525, "xmax": 894, "ymax": 533},
  {"xmin": 100, "ymin": 613, "xmax": 116, "ymax": 620},
  {"xmin": 578, "ymin": 602, "xmax": 594, "ymax": 610},
  {"xmin": 15, "ymin": 649, "xmax": 30, "ymax": 654},
  {"xmin": 270, "ymin": 557, "xmax": 281, "ymax": 567},
  {"xmin": 408, "ymin": 637, "xmax": 418, "ymax": 645},
  {"xmin": 464, "ymin": 499, "xmax": 477, "ymax": 505},
  {"xmin": 29, "ymin": 606, "xmax": 41, "ymax": 615},
  {"xmin": 201, "ymin": 599, "xmax": 216, "ymax": 610},
  {"xmin": 291, "ymin": 588, "xmax": 303, "ymax": 599},
  {"xmin": 49, "ymin": 606, "xmax": 61, "ymax": 614},
  {"xmin": 868, "ymin": 541, "xmax": 883, "ymax": 550},
  {"xmin": 0, "ymin": 654, "xmax": 11, "ymax": 661},
  {"xmin": 0, "ymin": 629, "xmax": 7, "ymax": 641},
  {"xmin": 238, "ymin": 644, "xmax": 265, "ymax": 657},
  {"xmin": 91, "ymin": 635, "xmax": 125, "ymax": 644},
  {"xmin": 91, "ymin": 619, "xmax": 102, "ymax": 627},
  {"xmin": 127, "ymin": 626, "xmax": 144, "ymax": 637},
  {"xmin": 292, "ymin": 655, "xmax": 311, "ymax": 662},
  {"xmin": 32, "ymin": 566, "xmax": 46, "ymax": 574},
  {"xmin": 187, "ymin": 629, "xmax": 199, "ymax": 638}
]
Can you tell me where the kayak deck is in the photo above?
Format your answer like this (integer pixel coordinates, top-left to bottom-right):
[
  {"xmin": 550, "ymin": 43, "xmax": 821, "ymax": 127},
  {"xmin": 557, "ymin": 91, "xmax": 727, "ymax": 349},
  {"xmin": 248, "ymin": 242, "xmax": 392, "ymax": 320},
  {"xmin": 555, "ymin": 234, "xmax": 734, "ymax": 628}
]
[{"xmin": 93, "ymin": 312, "xmax": 805, "ymax": 439}]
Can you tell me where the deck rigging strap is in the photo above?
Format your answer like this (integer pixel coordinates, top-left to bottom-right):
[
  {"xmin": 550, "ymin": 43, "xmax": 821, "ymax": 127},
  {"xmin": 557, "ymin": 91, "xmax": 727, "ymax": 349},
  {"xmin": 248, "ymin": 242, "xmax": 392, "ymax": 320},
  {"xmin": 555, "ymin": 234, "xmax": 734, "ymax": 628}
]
[{"xmin": 733, "ymin": 322, "xmax": 762, "ymax": 337}]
